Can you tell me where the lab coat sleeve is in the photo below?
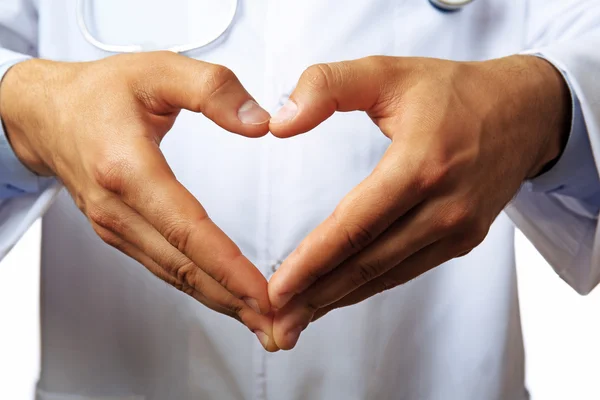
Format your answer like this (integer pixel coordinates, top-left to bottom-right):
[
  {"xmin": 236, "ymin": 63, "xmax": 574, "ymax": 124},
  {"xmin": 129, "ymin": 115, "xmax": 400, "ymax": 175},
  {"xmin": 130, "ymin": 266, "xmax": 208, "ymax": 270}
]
[
  {"xmin": 504, "ymin": 0, "xmax": 600, "ymax": 294},
  {"xmin": 0, "ymin": 1, "xmax": 63, "ymax": 262}
]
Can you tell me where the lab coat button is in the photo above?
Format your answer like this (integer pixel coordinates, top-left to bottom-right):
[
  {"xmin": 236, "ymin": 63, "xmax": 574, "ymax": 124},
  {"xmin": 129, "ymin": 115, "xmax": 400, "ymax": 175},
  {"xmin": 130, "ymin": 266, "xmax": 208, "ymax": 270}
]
[{"xmin": 271, "ymin": 260, "xmax": 282, "ymax": 273}]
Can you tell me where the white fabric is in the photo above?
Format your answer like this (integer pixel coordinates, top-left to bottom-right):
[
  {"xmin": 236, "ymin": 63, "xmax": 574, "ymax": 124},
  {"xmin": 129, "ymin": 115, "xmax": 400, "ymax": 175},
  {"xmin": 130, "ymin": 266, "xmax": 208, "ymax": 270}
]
[
  {"xmin": 0, "ymin": 182, "xmax": 61, "ymax": 260},
  {"xmin": 0, "ymin": 0, "xmax": 599, "ymax": 399},
  {"xmin": 505, "ymin": 0, "xmax": 600, "ymax": 295}
]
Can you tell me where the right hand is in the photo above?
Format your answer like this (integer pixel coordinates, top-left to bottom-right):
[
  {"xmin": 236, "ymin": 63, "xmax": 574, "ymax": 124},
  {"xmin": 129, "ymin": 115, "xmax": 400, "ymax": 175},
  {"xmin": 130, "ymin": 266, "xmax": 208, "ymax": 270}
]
[{"xmin": 0, "ymin": 52, "xmax": 279, "ymax": 351}]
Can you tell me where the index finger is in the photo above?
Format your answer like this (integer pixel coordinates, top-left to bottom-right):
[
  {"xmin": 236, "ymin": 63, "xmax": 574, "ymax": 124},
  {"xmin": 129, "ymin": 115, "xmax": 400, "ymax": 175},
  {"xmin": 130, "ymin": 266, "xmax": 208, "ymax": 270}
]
[
  {"xmin": 268, "ymin": 144, "xmax": 424, "ymax": 310},
  {"xmin": 103, "ymin": 138, "xmax": 272, "ymax": 315}
]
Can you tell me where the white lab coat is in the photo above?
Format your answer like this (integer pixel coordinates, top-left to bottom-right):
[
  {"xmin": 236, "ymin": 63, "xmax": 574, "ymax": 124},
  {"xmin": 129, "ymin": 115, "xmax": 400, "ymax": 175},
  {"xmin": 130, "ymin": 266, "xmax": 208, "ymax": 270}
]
[{"xmin": 1, "ymin": 1, "xmax": 599, "ymax": 399}]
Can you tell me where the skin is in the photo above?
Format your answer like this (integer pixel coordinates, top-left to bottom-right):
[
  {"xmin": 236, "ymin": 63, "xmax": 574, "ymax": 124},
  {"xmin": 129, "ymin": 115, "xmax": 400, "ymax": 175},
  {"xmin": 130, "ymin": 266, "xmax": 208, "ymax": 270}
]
[
  {"xmin": 0, "ymin": 51, "xmax": 280, "ymax": 352},
  {"xmin": 267, "ymin": 55, "xmax": 571, "ymax": 350},
  {"xmin": 1, "ymin": 52, "xmax": 570, "ymax": 353}
]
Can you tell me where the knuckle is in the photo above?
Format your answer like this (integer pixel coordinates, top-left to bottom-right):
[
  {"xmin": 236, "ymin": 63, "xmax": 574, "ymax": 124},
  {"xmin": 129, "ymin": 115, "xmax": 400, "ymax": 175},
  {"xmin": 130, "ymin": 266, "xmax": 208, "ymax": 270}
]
[
  {"xmin": 92, "ymin": 224, "xmax": 123, "ymax": 249},
  {"xmin": 205, "ymin": 64, "xmax": 236, "ymax": 92},
  {"xmin": 331, "ymin": 210, "xmax": 374, "ymax": 252},
  {"xmin": 171, "ymin": 259, "xmax": 233, "ymax": 304},
  {"xmin": 362, "ymin": 56, "xmax": 394, "ymax": 79},
  {"xmin": 89, "ymin": 209, "xmax": 120, "ymax": 235},
  {"xmin": 86, "ymin": 195, "xmax": 131, "ymax": 237},
  {"xmin": 172, "ymin": 259, "xmax": 197, "ymax": 286},
  {"xmin": 94, "ymin": 155, "xmax": 133, "ymax": 194},
  {"xmin": 195, "ymin": 64, "xmax": 237, "ymax": 112},
  {"xmin": 440, "ymin": 203, "xmax": 477, "ymax": 234},
  {"xmin": 302, "ymin": 63, "xmax": 334, "ymax": 92},
  {"xmin": 363, "ymin": 55, "xmax": 386, "ymax": 66},
  {"xmin": 86, "ymin": 203, "xmax": 104, "ymax": 226},
  {"xmin": 343, "ymin": 223, "xmax": 373, "ymax": 252},
  {"xmin": 87, "ymin": 201, "xmax": 113, "ymax": 229},
  {"xmin": 162, "ymin": 220, "xmax": 194, "ymax": 254},
  {"xmin": 351, "ymin": 258, "xmax": 384, "ymax": 287}
]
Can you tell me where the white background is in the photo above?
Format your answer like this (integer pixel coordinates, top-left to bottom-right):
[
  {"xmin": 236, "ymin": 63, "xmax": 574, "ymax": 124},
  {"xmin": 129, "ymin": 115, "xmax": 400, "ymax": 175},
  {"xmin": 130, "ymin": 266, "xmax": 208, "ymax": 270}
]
[{"xmin": 1, "ymin": 221, "xmax": 600, "ymax": 400}]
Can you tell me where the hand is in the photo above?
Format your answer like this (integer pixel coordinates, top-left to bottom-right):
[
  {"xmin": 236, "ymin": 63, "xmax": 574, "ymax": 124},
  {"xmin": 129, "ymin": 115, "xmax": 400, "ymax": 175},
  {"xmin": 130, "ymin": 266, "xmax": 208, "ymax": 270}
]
[
  {"xmin": 268, "ymin": 55, "xmax": 571, "ymax": 349},
  {"xmin": 0, "ymin": 52, "xmax": 279, "ymax": 351}
]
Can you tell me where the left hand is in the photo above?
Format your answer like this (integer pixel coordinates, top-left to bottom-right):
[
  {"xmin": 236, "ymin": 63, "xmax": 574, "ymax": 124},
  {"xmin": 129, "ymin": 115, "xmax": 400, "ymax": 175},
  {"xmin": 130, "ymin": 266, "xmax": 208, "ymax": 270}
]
[{"xmin": 267, "ymin": 55, "xmax": 571, "ymax": 350}]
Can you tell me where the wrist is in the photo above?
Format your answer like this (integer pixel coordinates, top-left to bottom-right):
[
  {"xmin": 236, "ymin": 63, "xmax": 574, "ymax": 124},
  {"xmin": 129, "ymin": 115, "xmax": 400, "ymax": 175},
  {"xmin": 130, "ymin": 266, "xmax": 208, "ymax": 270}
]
[
  {"xmin": 523, "ymin": 56, "xmax": 571, "ymax": 179},
  {"xmin": 475, "ymin": 55, "xmax": 571, "ymax": 180},
  {"xmin": 0, "ymin": 59, "xmax": 63, "ymax": 176}
]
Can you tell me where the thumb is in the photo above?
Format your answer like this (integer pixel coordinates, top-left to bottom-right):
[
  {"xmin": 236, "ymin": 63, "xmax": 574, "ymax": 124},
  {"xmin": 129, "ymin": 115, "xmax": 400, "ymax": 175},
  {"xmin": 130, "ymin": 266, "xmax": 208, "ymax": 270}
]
[
  {"xmin": 269, "ymin": 57, "xmax": 395, "ymax": 138},
  {"xmin": 130, "ymin": 52, "xmax": 271, "ymax": 138}
]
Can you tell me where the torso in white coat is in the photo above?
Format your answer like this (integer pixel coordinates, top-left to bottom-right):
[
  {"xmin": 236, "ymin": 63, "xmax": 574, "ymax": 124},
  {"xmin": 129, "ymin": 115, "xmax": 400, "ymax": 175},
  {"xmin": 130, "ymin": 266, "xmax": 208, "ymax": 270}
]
[{"xmin": 35, "ymin": 1, "xmax": 528, "ymax": 399}]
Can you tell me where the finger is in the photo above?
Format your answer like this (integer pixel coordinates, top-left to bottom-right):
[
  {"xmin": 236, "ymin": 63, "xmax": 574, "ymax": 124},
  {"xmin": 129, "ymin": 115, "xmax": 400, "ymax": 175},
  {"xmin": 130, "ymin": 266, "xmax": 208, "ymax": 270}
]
[
  {"xmin": 293, "ymin": 196, "xmax": 471, "ymax": 310},
  {"xmin": 272, "ymin": 241, "xmax": 450, "ymax": 351},
  {"xmin": 88, "ymin": 183, "xmax": 271, "ymax": 316},
  {"xmin": 268, "ymin": 143, "xmax": 425, "ymax": 309},
  {"xmin": 272, "ymin": 202, "xmax": 448, "ymax": 336},
  {"xmin": 91, "ymin": 222, "xmax": 232, "ymax": 315},
  {"xmin": 90, "ymin": 223, "xmax": 279, "ymax": 352},
  {"xmin": 312, "ymin": 240, "xmax": 455, "ymax": 323},
  {"xmin": 89, "ymin": 203, "xmax": 281, "ymax": 352},
  {"xmin": 130, "ymin": 52, "xmax": 270, "ymax": 137},
  {"xmin": 269, "ymin": 57, "xmax": 399, "ymax": 138}
]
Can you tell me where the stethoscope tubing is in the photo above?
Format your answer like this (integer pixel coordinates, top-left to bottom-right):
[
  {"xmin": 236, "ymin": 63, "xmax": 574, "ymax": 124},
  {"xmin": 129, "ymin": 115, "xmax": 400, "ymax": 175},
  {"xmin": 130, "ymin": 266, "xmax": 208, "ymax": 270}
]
[
  {"xmin": 77, "ymin": 0, "xmax": 474, "ymax": 54},
  {"xmin": 76, "ymin": 0, "xmax": 239, "ymax": 54},
  {"xmin": 429, "ymin": 0, "xmax": 475, "ymax": 12}
]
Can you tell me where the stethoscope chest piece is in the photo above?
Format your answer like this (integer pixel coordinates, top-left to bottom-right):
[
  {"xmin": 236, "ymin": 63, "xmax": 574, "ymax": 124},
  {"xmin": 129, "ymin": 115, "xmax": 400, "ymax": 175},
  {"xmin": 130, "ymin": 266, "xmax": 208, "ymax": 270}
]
[{"xmin": 429, "ymin": 0, "xmax": 475, "ymax": 12}]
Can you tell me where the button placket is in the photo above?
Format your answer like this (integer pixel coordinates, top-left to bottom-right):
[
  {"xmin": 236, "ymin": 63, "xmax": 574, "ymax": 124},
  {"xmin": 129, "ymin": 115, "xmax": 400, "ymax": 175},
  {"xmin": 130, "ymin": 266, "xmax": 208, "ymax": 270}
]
[{"xmin": 254, "ymin": 0, "xmax": 276, "ymax": 398}]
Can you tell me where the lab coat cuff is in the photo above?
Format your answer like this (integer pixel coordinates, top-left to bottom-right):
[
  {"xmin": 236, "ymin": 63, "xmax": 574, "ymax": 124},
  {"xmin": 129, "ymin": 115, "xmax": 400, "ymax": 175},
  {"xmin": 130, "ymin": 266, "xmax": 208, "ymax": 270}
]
[
  {"xmin": 519, "ymin": 52, "xmax": 600, "ymax": 209},
  {"xmin": 0, "ymin": 56, "xmax": 48, "ymax": 198}
]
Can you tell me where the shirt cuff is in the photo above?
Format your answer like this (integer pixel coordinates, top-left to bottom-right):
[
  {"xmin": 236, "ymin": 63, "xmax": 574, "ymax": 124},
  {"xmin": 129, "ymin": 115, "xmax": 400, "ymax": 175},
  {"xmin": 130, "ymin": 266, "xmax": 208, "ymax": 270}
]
[
  {"xmin": 0, "ymin": 56, "xmax": 46, "ymax": 198},
  {"xmin": 522, "ymin": 54, "xmax": 600, "ymax": 211}
]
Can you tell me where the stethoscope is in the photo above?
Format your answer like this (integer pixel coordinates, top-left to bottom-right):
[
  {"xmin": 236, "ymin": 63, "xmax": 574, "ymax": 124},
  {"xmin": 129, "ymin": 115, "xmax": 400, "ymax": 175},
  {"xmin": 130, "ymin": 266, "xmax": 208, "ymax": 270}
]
[
  {"xmin": 429, "ymin": 0, "xmax": 475, "ymax": 12},
  {"xmin": 76, "ymin": 0, "xmax": 475, "ymax": 54}
]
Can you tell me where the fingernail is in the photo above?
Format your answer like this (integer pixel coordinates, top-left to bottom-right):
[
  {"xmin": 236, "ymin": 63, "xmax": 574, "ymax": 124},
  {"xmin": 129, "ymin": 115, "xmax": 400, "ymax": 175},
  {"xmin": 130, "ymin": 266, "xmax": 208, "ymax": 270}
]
[
  {"xmin": 243, "ymin": 297, "xmax": 262, "ymax": 314},
  {"xmin": 254, "ymin": 330, "xmax": 270, "ymax": 349},
  {"xmin": 274, "ymin": 292, "xmax": 294, "ymax": 309},
  {"xmin": 271, "ymin": 99, "xmax": 298, "ymax": 123},
  {"xmin": 238, "ymin": 100, "xmax": 270, "ymax": 125},
  {"xmin": 286, "ymin": 326, "xmax": 303, "ymax": 348}
]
